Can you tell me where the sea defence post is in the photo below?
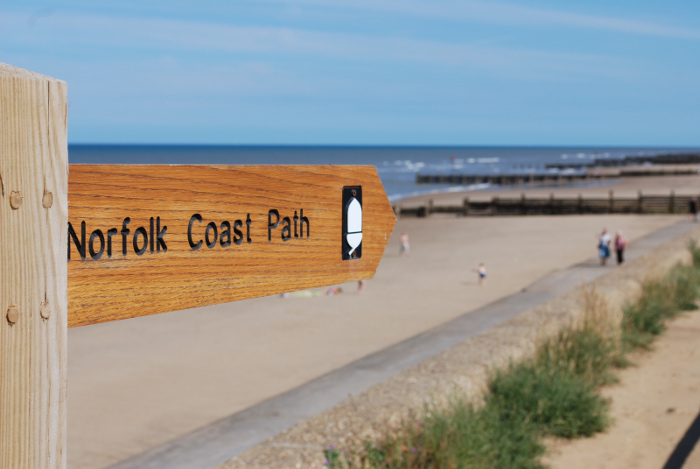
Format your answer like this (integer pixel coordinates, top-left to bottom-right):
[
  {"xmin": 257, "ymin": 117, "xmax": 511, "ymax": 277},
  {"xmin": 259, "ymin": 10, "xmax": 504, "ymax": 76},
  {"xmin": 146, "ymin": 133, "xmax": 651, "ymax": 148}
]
[{"xmin": 0, "ymin": 63, "xmax": 395, "ymax": 468}]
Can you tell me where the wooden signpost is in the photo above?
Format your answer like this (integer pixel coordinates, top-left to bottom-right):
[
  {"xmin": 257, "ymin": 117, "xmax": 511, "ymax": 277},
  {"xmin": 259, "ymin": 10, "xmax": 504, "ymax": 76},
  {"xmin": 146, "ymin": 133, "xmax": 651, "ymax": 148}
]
[
  {"xmin": 1, "ymin": 63, "xmax": 395, "ymax": 468},
  {"xmin": 68, "ymin": 165, "xmax": 395, "ymax": 327}
]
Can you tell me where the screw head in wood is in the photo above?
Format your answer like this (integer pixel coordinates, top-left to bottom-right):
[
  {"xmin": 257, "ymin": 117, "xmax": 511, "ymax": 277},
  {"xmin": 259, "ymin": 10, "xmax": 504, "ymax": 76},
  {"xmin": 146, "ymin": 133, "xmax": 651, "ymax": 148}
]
[
  {"xmin": 40, "ymin": 302, "xmax": 51, "ymax": 320},
  {"xmin": 42, "ymin": 191, "xmax": 54, "ymax": 209},
  {"xmin": 9, "ymin": 191, "xmax": 22, "ymax": 209},
  {"xmin": 6, "ymin": 306, "xmax": 18, "ymax": 325}
]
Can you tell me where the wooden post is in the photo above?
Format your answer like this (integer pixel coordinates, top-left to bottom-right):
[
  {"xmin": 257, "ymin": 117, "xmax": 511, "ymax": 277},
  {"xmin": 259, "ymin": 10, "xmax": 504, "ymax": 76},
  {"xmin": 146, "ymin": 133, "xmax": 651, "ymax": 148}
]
[
  {"xmin": 425, "ymin": 199, "xmax": 433, "ymax": 217},
  {"xmin": 521, "ymin": 193, "xmax": 526, "ymax": 215},
  {"xmin": 670, "ymin": 190, "xmax": 675, "ymax": 213},
  {"xmin": 638, "ymin": 190, "xmax": 643, "ymax": 213},
  {"xmin": 549, "ymin": 193, "xmax": 554, "ymax": 214},
  {"xmin": 578, "ymin": 194, "xmax": 583, "ymax": 214},
  {"xmin": 462, "ymin": 197, "xmax": 470, "ymax": 216},
  {"xmin": 609, "ymin": 190, "xmax": 614, "ymax": 213},
  {"xmin": 493, "ymin": 196, "xmax": 499, "ymax": 215},
  {"xmin": 0, "ymin": 64, "xmax": 68, "ymax": 468}
]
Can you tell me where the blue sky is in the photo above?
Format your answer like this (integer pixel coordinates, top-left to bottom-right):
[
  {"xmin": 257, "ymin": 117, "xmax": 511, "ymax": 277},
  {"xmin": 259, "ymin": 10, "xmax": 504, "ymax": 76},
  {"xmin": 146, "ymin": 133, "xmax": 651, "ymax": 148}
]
[{"xmin": 2, "ymin": 1, "xmax": 699, "ymax": 145}]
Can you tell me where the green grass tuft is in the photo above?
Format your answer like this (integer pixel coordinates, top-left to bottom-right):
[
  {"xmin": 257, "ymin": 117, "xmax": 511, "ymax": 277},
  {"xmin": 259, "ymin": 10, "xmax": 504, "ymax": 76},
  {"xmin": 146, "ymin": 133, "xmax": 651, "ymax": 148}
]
[
  {"xmin": 621, "ymin": 263, "xmax": 700, "ymax": 350},
  {"xmin": 535, "ymin": 325, "xmax": 619, "ymax": 387},
  {"xmin": 688, "ymin": 239, "xmax": 700, "ymax": 268},
  {"xmin": 486, "ymin": 363, "xmax": 609, "ymax": 440},
  {"xmin": 668, "ymin": 264, "xmax": 700, "ymax": 311},
  {"xmin": 352, "ymin": 399, "xmax": 546, "ymax": 469}
]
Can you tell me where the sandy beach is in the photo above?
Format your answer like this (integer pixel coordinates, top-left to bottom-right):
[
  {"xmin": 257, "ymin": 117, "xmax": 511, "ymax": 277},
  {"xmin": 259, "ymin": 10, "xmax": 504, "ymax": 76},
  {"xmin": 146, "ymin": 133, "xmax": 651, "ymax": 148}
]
[{"xmin": 67, "ymin": 175, "xmax": 695, "ymax": 469}]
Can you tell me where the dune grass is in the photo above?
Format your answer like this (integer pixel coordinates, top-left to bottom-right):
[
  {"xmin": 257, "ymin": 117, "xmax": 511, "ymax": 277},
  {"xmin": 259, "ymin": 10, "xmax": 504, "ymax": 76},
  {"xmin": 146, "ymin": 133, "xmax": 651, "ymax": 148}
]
[
  {"xmin": 621, "ymin": 262, "xmax": 700, "ymax": 350},
  {"xmin": 323, "ymin": 243, "xmax": 700, "ymax": 469}
]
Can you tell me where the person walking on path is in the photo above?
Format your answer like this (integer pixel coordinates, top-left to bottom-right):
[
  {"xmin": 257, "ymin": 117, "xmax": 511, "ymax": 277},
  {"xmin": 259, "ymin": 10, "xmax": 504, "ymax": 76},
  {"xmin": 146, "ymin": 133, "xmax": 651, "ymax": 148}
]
[
  {"xmin": 614, "ymin": 231, "xmax": 627, "ymax": 265},
  {"xmin": 690, "ymin": 196, "xmax": 698, "ymax": 222},
  {"xmin": 598, "ymin": 228, "xmax": 611, "ymax": 266},
  {"xmin": 399, "ymin": 232, "xmax": 410, "ymax": 256}
]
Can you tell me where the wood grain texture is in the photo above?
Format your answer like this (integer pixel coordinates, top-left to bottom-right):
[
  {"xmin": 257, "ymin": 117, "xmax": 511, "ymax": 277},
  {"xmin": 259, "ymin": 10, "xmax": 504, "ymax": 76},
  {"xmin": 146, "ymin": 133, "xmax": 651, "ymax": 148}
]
[
  {"xmin": 68, "ymin": 165, "xmax": 395, "ymax": 327},
  {"xmin": 0, "ymin": 63, "xmax": 68, "ymax": 469}
]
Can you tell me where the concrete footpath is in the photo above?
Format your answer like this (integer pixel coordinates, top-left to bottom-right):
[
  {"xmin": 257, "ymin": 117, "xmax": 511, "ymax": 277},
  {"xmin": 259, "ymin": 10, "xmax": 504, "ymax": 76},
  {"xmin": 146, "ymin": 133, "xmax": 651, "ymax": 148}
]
[{"xmin": 106, "ymin": 220, "xmax": 698, "ymax": 469}]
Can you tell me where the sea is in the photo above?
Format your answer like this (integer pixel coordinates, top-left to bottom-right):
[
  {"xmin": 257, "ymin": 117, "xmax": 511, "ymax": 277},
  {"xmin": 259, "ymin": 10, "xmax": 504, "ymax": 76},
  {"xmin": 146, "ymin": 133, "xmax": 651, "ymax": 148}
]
[{"xmin": 69, "ymin": 145, "xmax": 700, "ymax": 202}]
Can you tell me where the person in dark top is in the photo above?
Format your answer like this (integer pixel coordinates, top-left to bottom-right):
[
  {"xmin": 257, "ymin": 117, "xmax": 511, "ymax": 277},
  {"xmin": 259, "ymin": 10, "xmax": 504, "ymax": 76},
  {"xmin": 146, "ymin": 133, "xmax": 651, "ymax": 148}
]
[
  {"xmin": 690, "ymin": 196, "xmax": 698, "ymax": 222},
  {"xmin": 614, "ymin": 231, "xmax": 627, "ymax": 265}
]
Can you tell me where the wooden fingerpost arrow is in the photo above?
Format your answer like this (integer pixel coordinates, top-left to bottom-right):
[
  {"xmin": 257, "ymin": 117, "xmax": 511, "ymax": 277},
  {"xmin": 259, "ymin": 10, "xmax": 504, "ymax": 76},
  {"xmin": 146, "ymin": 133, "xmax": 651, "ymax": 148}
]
[
  {"xmin": 2, "ymin": 64, "xmax": 396, "ymax": 469},
  {"xmin": 67, "ymin": 165, "xmax": 396, "ymax": 327}
]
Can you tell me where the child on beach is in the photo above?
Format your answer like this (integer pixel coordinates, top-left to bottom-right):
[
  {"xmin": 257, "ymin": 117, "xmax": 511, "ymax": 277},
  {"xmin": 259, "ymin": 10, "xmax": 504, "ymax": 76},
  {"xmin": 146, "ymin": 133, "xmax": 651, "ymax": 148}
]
[
  {"xmin": 399, "ymin": 232, "xmax": 410, "ymax": 256},
  {"xmin": 475, "ymin": 263, "xmax": 486, "ymax": 285}
]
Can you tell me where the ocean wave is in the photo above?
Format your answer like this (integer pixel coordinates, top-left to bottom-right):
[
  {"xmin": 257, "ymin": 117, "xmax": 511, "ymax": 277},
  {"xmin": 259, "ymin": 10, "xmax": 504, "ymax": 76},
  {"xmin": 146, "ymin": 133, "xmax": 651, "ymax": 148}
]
[
  {"xmin": 377, "ymin": 160, "xmax": 427, "ymax": 173},
  {"xmin": 387, "ymin": 183, "xmax": 492, "ymax": 203}
]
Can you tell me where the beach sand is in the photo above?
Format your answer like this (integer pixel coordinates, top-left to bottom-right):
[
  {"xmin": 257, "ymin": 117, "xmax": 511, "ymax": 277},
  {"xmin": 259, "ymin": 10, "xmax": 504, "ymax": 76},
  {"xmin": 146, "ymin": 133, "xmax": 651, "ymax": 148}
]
[{"xmin": 67, "ymin": 176, "xmax": 695, "ymax": 469}]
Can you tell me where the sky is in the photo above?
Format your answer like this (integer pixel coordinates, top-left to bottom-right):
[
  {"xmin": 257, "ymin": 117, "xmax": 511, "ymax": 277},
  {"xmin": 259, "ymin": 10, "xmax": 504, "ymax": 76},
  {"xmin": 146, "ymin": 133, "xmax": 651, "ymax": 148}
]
[{"xmin": 2, "ymin": 1, "xmax": 700, "ymax": 145}]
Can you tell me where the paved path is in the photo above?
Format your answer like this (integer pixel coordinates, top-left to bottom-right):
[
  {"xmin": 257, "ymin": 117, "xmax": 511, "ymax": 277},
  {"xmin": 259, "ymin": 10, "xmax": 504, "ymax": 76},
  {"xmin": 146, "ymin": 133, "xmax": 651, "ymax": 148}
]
[{"xmin": 108, "ymin": 221, "xmax": 698, "ymax": 469}]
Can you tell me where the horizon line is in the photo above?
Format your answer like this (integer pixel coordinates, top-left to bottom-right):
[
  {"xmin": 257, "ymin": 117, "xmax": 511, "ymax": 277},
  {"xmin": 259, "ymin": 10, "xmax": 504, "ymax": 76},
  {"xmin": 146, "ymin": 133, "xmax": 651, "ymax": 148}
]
[{"xmin": 67, "ymin": 143, "xmax": 700, "ymax": 149}]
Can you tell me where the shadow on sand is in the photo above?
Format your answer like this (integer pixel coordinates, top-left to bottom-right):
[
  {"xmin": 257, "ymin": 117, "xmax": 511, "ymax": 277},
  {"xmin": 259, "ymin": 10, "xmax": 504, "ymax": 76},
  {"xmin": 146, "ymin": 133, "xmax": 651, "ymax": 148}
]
[{"xmin": 663, "ymin": 409, "xmax": 700, "ymax": 469}]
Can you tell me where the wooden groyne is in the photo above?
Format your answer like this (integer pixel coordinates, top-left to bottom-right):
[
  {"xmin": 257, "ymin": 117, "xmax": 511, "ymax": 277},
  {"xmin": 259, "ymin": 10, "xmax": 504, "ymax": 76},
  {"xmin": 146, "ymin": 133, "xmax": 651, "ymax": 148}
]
[
  {"xmin": 546, "ymin": 152, "xmax": 700, "ymax": 169},
  {"xmin": 416, "ymin": 167, "xmax": 699, "ymax": 187},
  {"xmin": 394, "ymin": 191, "xmax": 696, "ymax": 218},
  {"xmin": 417, "ymin": 172, "xmax": 588, "ymax": 186}
]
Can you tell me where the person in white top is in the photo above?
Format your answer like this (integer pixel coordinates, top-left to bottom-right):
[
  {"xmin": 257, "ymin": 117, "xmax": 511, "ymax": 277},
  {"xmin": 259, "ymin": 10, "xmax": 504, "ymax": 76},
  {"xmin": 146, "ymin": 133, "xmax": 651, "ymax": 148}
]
[{"xmin": 598, "ymin": 228, "xmax": 612, "ymax": 266}]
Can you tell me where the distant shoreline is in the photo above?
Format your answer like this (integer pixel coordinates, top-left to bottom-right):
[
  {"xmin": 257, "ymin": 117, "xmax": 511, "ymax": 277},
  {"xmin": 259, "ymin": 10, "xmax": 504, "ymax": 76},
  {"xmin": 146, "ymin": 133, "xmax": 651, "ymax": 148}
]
[{"xmin": 396, "ymin": 173, "xmax": 700, "ymax": 206}]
